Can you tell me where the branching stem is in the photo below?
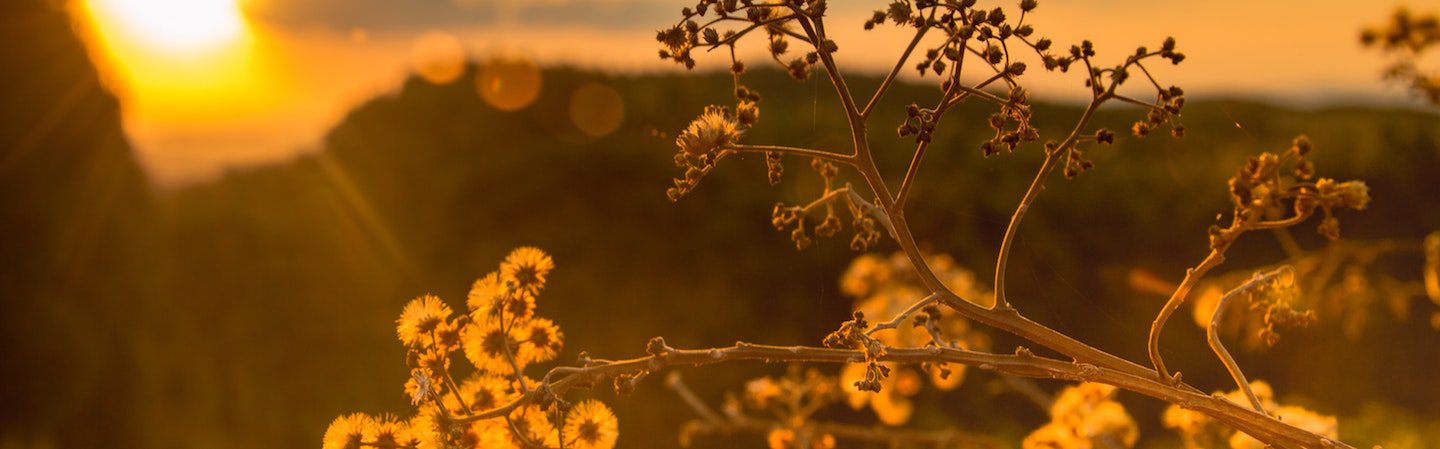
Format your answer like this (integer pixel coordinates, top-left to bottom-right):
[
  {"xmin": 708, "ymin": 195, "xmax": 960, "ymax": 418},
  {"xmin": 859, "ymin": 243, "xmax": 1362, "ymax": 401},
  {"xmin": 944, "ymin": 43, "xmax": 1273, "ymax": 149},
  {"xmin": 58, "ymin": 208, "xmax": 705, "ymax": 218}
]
[{"xmin": 1208, "ymin": 267, "xmax": 1294, "ymax": 415}]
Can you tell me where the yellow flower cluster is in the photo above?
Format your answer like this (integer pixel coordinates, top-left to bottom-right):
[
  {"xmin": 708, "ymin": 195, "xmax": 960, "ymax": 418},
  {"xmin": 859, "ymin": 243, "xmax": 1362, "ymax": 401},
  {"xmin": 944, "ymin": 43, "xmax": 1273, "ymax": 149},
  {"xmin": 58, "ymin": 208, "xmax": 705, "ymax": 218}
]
[
  {"xmin": 1162, "ymin": 381, "xmax": 1336, "ymax": 449},
  {"xmin": 326, "ymin": 247, "xmax": 619, "ymax": 449},
  {"xmin": 1023, "ymin": 383, "xmax": 1139, "ymax": 449},
  {"xmin": 838, "ymin": 252, "xmax": 992, "ymax": 425}
]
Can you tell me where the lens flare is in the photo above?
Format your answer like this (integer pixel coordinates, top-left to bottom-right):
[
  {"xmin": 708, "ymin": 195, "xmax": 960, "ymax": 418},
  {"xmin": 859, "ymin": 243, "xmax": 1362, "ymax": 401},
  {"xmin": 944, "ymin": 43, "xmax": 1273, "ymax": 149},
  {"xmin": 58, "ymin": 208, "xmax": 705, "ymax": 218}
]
[
  {"xmin": 569, "ymin": 83, "xmax": 624, "ymax": 138},
  {"xmin": 410, "ymin": 32, "xmax": 467, "ymax": 85},
  {"xmin": 477, "ymin": 57, "xmax": 542, "ymax": 111}
]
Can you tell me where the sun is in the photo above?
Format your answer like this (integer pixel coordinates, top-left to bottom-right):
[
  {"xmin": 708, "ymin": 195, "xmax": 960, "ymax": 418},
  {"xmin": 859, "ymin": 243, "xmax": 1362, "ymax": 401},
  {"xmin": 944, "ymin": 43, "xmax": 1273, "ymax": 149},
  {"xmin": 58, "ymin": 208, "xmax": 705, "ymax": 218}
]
[{"xmin": 87, "ymin": 0, "xmax": 245, "ymax": 53}]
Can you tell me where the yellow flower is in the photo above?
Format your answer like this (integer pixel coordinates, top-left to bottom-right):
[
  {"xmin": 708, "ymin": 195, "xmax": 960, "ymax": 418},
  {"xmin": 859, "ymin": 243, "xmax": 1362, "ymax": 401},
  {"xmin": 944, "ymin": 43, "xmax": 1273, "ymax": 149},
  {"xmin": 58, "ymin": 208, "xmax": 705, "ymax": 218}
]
[
  {"xmin": 744, "ymin": 377, "xmax": 784, "ymax": 409},
  {"xmin": 363, "ymin": 415, "xmax": 411, "ymax": 447},
  {"xmin": 462, "ymin": 320, "xmax": 527, "ymax": 375},
  {"xmin": 408, "ymin": 408, "xmax": 452, "ymax": 449},
  {"xmin": 1022, "ymin": 422, "xmax": 1082, "ymax": 449},
  {"xmin": 476, "ymin": 418, "xmax": 521, "ymax": 449},
  {"xmin": 397, "ymin": 295, "xmax": 453, "ymax": 347},
  {"xmin": 323, "ymin": 414, "xmax": 373, "ymax": 449},
  {"xmin": 468, "ymin": 272, "xmax": 535, "ymax": 324},
  {"xmin": 925, "ymin": 359, "xmax": 967, "ymax": 391},
  {"xmin": 501, "ymin": 247, "xmax": 555, "ymax": 294},
  {"xmin": 447, "ymin": 374, "xmax": 517, "ymax": 414},
  {"xmin": 840, "ymin": 362, "xmax": 918, "ymax": 426},
  {"xmin": 433, "ymin": 320, "xmax": 463, "ymax": 352},
  {"xmin": 516, "ymin": 405, "xmax": 559, "ymax": 447},
  {"xmin": 840, "ymin": 254, "xmax": 890, "ymax": 298},
  {"xmin": 676, "ymin": 108, "xmax": 741, "ymax": 156},
  {"xmin": 1227, "ymin": 405, "xmax": 1337, "ymax": 449},
  {"xmin": 1026, "ymin": 382, "xmax": 1138, "ymax": 449},
  {"xmin": 766, "ymin": 428, "xmax": 793, "ymax": 449},
  {"xmin": 564, "ymin": 399, "xmax": 619, "ymax": 449},
  {"xmin": 520, "ymin": 317, "xmax": 564, "ymax": 363}
]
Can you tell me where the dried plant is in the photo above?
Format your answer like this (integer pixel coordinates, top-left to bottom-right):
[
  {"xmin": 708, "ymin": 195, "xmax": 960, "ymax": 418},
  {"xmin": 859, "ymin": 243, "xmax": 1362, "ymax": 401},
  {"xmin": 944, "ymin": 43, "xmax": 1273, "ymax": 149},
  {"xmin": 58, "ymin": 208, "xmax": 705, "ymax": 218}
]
[
  {"xmin": 322, "ymin": 1, "xmax": 1404, "ymax": 448},
  {"xmin": 1362, "ymin": 8, "xmax": 1440, "ymax": 105}
]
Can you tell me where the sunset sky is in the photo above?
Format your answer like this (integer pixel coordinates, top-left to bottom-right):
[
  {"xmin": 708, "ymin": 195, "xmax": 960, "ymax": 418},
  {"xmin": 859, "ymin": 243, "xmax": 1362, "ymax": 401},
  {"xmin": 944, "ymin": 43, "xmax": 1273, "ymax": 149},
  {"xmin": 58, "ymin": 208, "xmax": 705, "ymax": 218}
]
[{"xmin": 74, "ymin": 0, "xmax": 1431, "ymax": 186}]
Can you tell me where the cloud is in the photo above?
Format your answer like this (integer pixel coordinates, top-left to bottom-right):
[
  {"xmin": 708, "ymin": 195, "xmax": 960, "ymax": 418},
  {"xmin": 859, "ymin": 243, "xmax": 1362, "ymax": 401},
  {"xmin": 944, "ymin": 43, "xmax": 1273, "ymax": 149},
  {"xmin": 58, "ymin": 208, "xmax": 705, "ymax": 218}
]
[{"xmin": 245, "ymin": 0, "xmax": 670, "ymax": 33}]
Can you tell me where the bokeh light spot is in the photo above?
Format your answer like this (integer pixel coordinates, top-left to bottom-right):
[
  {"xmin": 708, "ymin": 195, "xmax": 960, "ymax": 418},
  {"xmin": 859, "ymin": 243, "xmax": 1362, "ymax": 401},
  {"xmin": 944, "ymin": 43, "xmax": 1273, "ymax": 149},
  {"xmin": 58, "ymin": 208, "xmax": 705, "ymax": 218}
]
[
  {"xmin": 569, "ymin": 82, "xmax": 624, "ymax": 138},
  {"xmin": 477, "ymin": 57, "xmax": 542, "ymax": 111},
  {"xmin": 410, "ymin": 32, "xmax": 466, "ymax": 85}
]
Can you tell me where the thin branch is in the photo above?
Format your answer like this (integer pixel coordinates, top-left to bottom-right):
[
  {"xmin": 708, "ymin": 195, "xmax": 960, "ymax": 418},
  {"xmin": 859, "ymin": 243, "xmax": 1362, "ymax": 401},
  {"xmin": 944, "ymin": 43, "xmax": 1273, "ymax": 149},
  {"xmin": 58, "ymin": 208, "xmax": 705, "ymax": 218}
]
[
  {"xmin": 1208, "ymin": 267, "xmax": 1293, "ymax": 415},
  {"xmin": 724, "ymin": 144, "xmax": 855, "ymax": 165},
  {"xmin": 1110, "ymin": 94, "xmax": 1164, "ymax": 111},
  {"xmin": 862, "ymin": 26, "xmax": 930, "ymax": 119},
  {"xmin": 992, "ymin": 97, "xmax": 1104, "ymax": 312},
  {"xmin": 1149, "ymin": 210, "xmax": 1311, "ymax": 382},
  {"xmin": 664, "ymin": 372, "xmax": 723, "ymax": 424},
  {"xmin": 452, "ymin": 341, "xmax": 1351, "ymax": 449},
  {"xmin": 866, "ymin": 293, "xmax": 941, "ymax": 336}
]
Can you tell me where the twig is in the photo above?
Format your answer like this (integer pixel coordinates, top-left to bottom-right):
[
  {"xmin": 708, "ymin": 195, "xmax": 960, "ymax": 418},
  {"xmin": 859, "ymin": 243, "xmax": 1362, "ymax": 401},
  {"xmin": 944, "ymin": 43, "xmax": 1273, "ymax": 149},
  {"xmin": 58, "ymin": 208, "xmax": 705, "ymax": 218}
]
[
  {"xmin": 1208, "ymin": 267, "xmax": 1293, "ymax": 415},
  {"xmin": 665, "ymin": 372, "xmax": 723, "ymax": 424},
  {"xmin": 451, "ymin": 340, "xmax": 1350, "ymax": 449},
  {"xmin": 866, "ymin": 293, "xmax": 941, "ymax": 336},
  {"xmin": 725, "ymin": 144, "xmax": 855, "ymax": 165},
  {"xmin": 863, "ymin": 26, "xmax": 931, "ymax": 119}
]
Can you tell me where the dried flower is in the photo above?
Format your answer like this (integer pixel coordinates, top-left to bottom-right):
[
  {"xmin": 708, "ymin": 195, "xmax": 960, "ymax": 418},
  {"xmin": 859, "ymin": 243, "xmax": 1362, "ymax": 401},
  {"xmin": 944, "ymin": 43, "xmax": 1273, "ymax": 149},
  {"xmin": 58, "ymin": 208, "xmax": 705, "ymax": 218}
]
[{"xmin": 676, "ymin": 107, "xmax": 742, "ymax": 157}]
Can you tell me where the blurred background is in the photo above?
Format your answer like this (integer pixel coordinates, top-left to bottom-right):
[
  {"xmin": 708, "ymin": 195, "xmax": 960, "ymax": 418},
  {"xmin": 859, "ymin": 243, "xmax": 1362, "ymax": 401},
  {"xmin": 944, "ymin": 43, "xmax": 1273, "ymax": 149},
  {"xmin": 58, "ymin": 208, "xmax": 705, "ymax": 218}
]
[{"xmin": 1, "ymin": 0, "xmax": 1437, "ymax": 448}]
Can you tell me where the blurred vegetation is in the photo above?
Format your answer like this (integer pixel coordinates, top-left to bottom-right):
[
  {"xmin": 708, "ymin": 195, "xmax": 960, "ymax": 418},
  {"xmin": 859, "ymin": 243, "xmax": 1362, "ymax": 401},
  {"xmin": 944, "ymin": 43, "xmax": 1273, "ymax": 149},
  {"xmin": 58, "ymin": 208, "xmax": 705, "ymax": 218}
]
[{"xmin": 2, "ymin": 1, "xmax": 1439, "ymax": 448}]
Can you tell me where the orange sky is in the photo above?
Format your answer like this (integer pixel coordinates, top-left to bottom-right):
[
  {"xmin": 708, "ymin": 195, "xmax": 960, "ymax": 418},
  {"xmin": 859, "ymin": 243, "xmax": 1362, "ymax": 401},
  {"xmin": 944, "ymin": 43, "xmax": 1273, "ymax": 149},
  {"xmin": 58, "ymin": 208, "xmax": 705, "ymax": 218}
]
[{"xmin": 73, "ymin": 0, "xmax": 1433, "ymax": 187}]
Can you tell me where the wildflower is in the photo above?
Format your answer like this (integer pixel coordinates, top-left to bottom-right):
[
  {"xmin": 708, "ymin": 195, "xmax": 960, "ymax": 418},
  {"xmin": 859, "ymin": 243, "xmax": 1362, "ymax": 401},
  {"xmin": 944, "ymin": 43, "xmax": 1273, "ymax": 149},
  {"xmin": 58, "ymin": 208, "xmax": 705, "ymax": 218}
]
[
  {"xmin": 1163, "ymin": 381, "xmax": 1336, "ymax": 449},
  {"xmin": 407, "ymin": 408, "xmax": 449, "ymax": 449},
  {"xmin": 1022, "ymin": 423, "xmax": 1083, "ymax": 449},
  {"xmin": 745, "ymin": 376, "xmax": 784, "ymax": 408},
  {"xmin": 1025, "ymin": 383, "xmax": 1138, "ymax": 448},
  {"xmin": 476, "ymin": 418, "xmax": 521, "ymax": 449},
  {"xmin": 323, "ymin": 414, "xmax": 373, "ymax": 449},
  {"xmin": 840, "ymin": 254, "xmax": 891, "ymax": 298},
  {"xmin": 433, "ymin": 320, "xmax": 462, "ymax": 352},
  {"xmin": 501, "ymin": 247, "xmax": 554, "ymax": 294},
  {"xmin": 519, "ymin": 317, "xmax": 564, "ymax": 363},
  {"xmin": 1314, "ymin": 178, "xmax": 1371, "ymax": 211},
  {"xmin": 736, "ymin": 100, "xmax": 760, "ymax": 127},
  {"xmin": 925, "ymin": 359, "xmax": 966, "ymax": 391},
  {"xmin": 364, "ymin": 415, "xmax": 412, "ymax": 447},
  {"xmin": 407, "ymin": 370, "xmax": 433, "ymax": 405},
  {"xmin": 1227, "ymin": 405, "xmax": 1336, "ymax": 449},
  {"xmin": 468, "ymin": 272, "xmax": 535, "ymax": 324},
  {"xmin": 462, "ymin": 320, "xmax": 527, "ymax": 374},
  {"xmin": 507, "ymin": 405, "xmax": 558, "ymax": 448},
  {"xmin": 841, "ymin": 362, "xmax": 917, "ymax": 426},
  {"xmin": 397, "ymin": 295, "xmax": 453, "ymax": 347},
  {"xmin": 448, "ymin": 374, "xmax": 516, "ymax": 413},
  {"xmin": 676, "ymin": 107, "xmax": 742, "ymax": 156},
  {"xmin": 767, "ymin": 428, "xmax": 794, "ymax": 449},
  {"xmin": 564, "ymin": 400, "xmax": 620, "ymax": 449}
]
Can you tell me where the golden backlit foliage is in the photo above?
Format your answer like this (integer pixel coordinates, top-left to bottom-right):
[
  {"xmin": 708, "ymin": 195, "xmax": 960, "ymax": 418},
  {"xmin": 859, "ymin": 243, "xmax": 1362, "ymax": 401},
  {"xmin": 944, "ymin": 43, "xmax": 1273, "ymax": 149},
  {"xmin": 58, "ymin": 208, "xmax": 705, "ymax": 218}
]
[
  {"xmin": 1163, "ymin": 382, "xmax": 1336, "ymax": 449},
  {"xmin": 839, "ymin": 252, "xmax": 990, "ymax": 425},
  {"xmin": 324, "ymin": 247, "xmax": 618, "ymax": 449},
  {"xmin": 1362, "ymin": 9, "xmax": 1440, "ymax": 105},
  {"xmin": 318, "ymin": 0, "xmax": 1431, "ymax": 448},
  {"xmin": 1023, "ymin": 383, "xmax": 1137, "ymax": 449}
]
